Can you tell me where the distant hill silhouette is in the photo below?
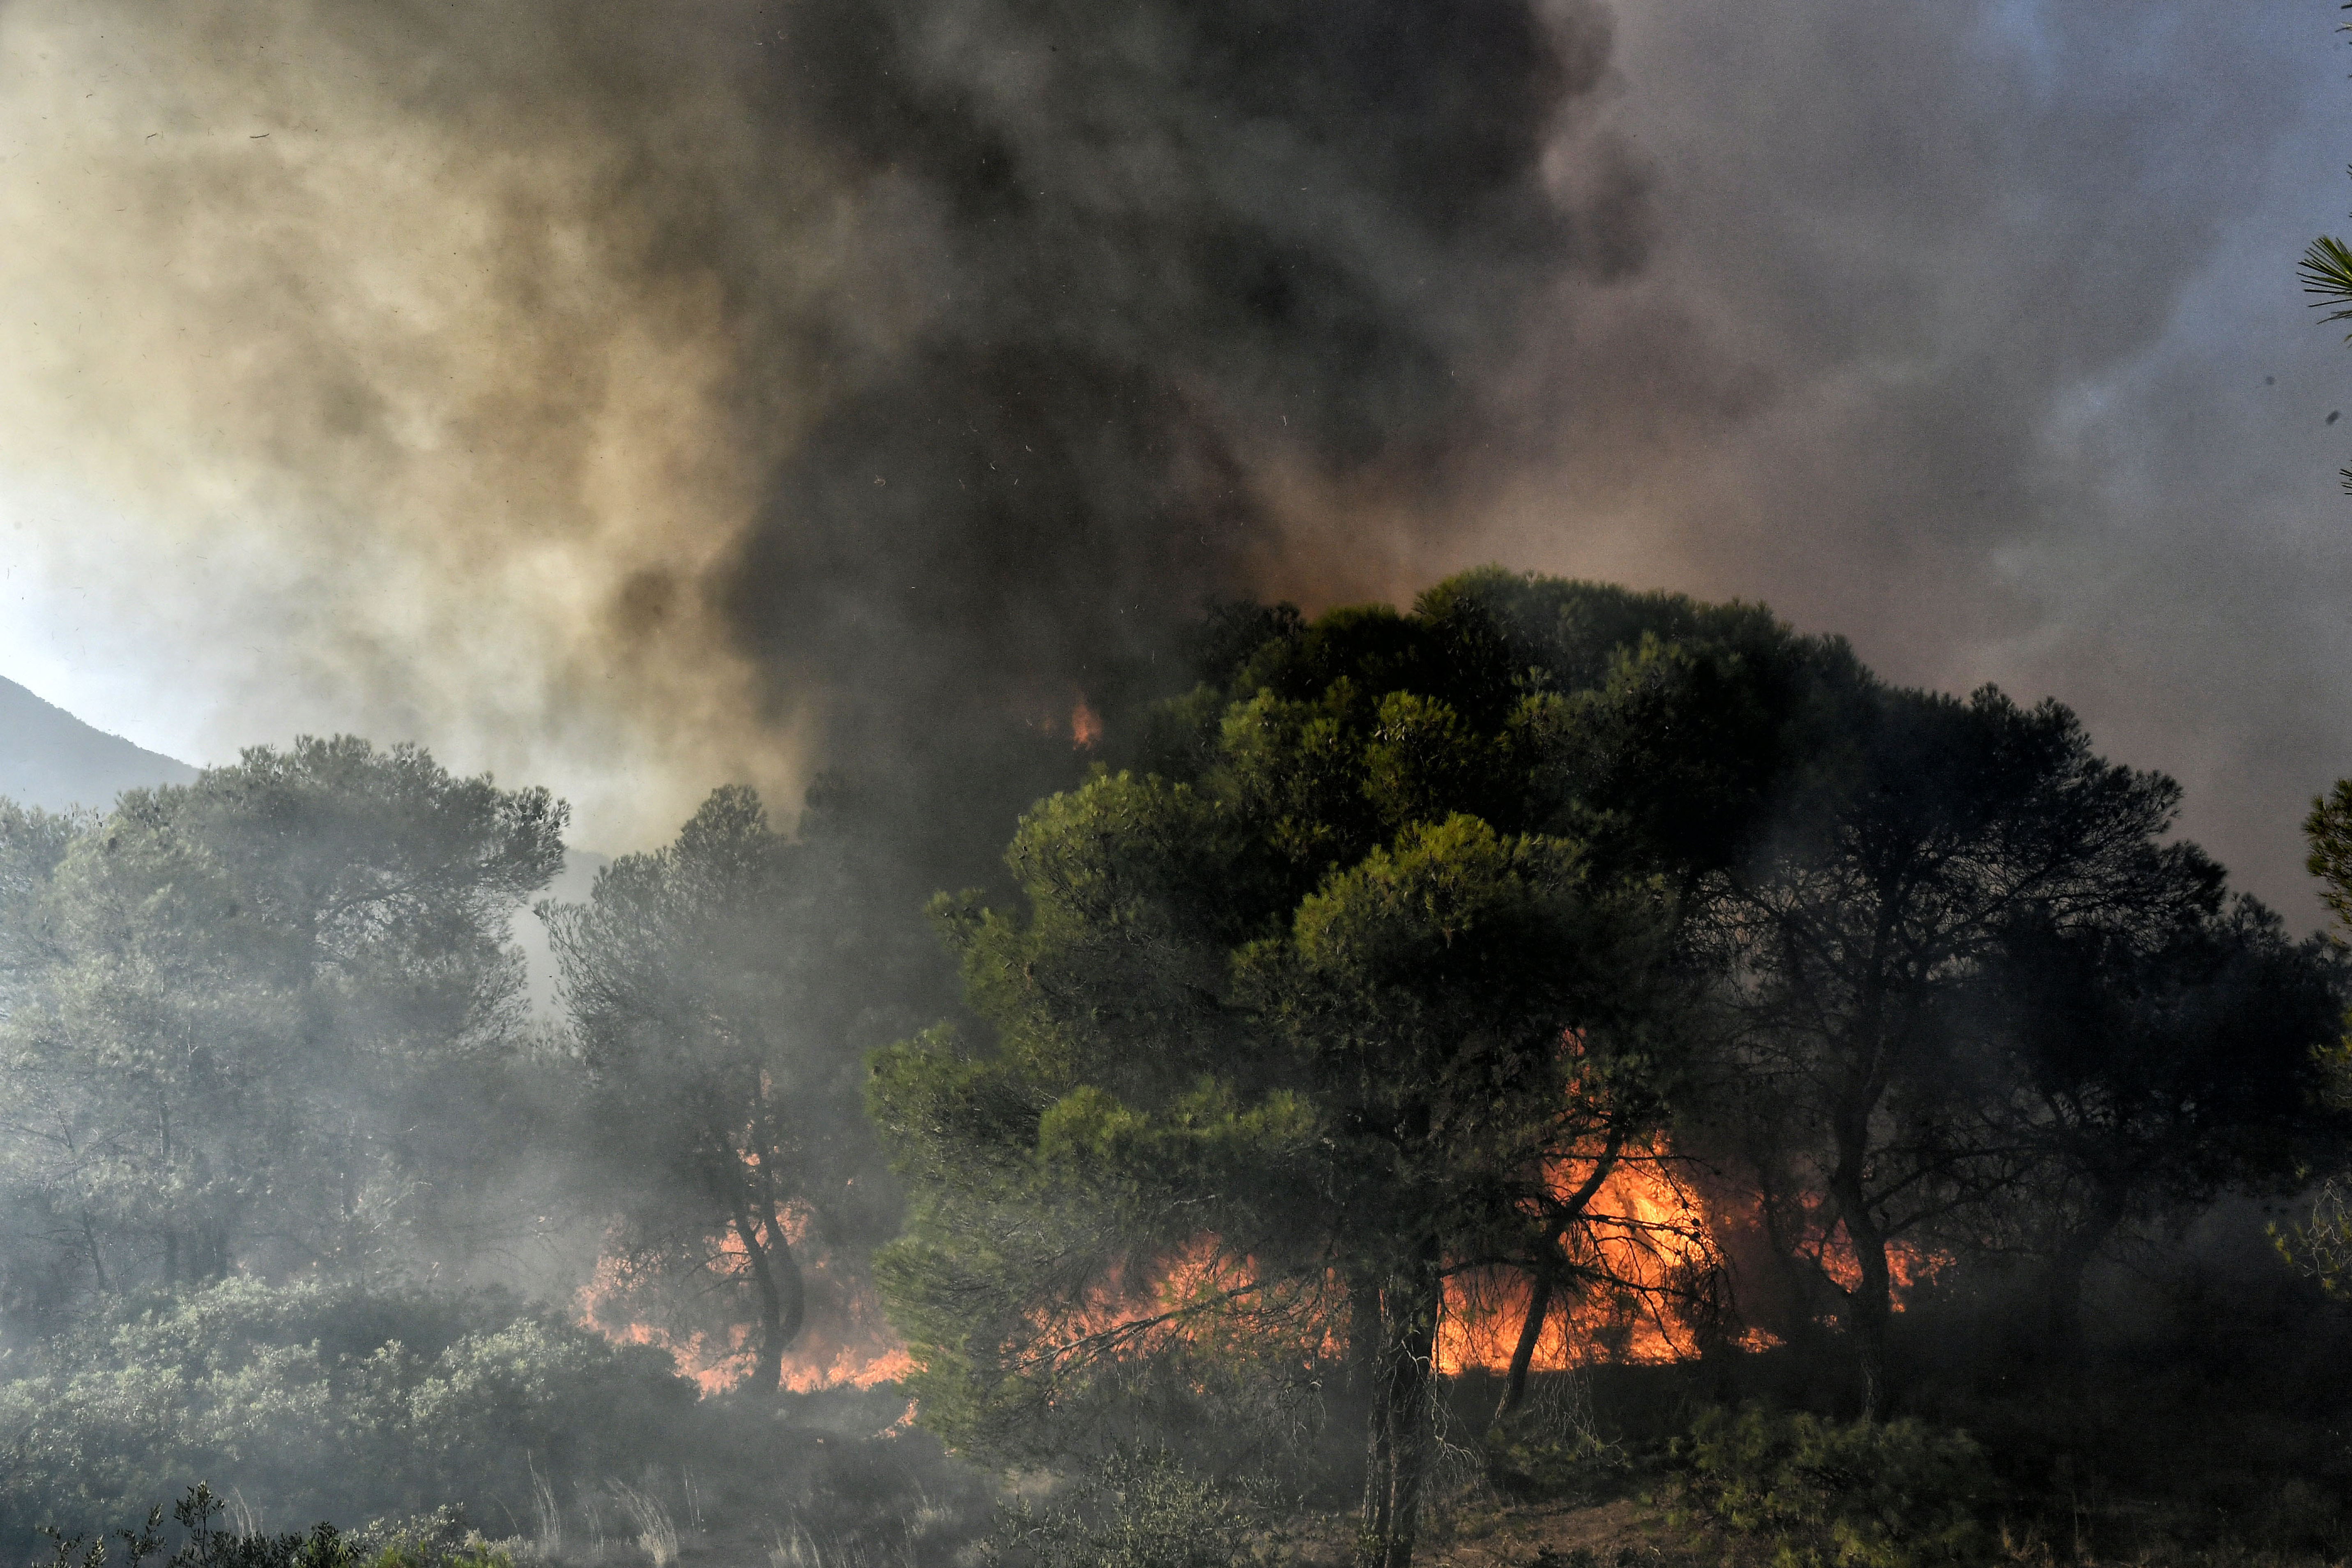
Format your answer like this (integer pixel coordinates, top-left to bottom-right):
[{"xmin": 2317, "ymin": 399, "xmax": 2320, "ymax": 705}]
[{"xmin": 0, "ymin": 675, "xmax": 197, "ymax": 813}]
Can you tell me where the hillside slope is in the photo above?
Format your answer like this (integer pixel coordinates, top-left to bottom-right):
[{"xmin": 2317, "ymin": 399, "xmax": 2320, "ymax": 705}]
[{"xmin": 0, "ymin": 675, "xmax": 197, "ymax": 813}]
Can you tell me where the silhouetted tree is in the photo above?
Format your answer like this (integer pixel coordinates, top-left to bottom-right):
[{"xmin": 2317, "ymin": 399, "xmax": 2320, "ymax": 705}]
[
  {"xmin": 1699, "ymin": 686, "xmax": 2203, "ymax": 1414},
  {"xmin": 544, "ymin": 785, "xmax": 881, "ymax": 1396},
  {"xmin": 871, "ymin": 573, "xmax": 1831, "ymax": 1568},
  {"xmin": 2265, "ymin": 783, "xmax": 2352, "ymax": 1292},
  {"xmin": 1987, "ymin": 891, "xmax": 2341, "ymax": 1350}
]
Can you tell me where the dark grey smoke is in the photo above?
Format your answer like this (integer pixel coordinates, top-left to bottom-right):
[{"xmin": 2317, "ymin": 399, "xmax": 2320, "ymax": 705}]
[
  {"xmin": 2, "ymin": 0, "xmax": 2345, "ymax": 912},
  {"xmin": 1452, "ymin": 2, "xmax": 2352, "ymax": 913},
  {"xmin": 0, "ymin": 0, "xmax": 1642, "ymax": 856},
  {"xmin": 711, "ymin": 0, "xmax": 1641, "ymax": 779}
]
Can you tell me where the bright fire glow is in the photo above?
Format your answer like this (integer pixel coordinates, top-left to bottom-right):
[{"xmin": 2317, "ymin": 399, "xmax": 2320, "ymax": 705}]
[
  {"xmin": 1024, "ymin": 1152, "xmax": 1946, "ymax": 1383},
  {"xmin": 581, "ymin": 1155, "xmax": 1948, "ymax": 1398},
  {"xmin": 1438, "ymin": 1149, "xmax": 1723, "ymax": 1374},
  {"xmin": 578, "ymin": 1209, "xmax": 915, "ymax": 1396}
]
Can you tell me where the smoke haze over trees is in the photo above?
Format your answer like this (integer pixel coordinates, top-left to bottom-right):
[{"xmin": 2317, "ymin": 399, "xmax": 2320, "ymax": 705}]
[
  {"xmin": 0, "ymin": 569, "xmax": 2346, "ymax": 1566},
  {"xmin": 0, "ymin": 3, "xmax": 2343, "ymax": 916},
  {"xmin": 0, "ymin": 0, "xmax": 2351, "ymax": 1560},
  {"xmin": 0, "ymin": 740, "xmax": 566, "ymax": 1323},
  {"xmin": 866, "ymin": 571, "xmax": 2349, "ymax": 1563}
]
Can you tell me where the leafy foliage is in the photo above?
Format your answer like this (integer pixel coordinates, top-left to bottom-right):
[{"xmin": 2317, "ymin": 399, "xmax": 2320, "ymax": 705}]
[
  {"xmin": 0, "ymin": 739, "xmax": 567, "ymax": 1319},
  {"xmin": 1691, "ymin": 685, "xmax": 2292, "ymax": 1408},
  {"xmin": 873, "ymin": 572, "xmax": 1837, "ymax": 1566},
  {"xmin": 2298, "ymin": 233, "xmax": 2352, "ymax": 342},
  {"xmin": 2306, "ymin": 779, "xmax": 2352, "ymax": 940},
  {"xmin": 0, "ymin": 1279, "xmax": 692, "ymax": 1545},
  {"xmin": 1479, "ymin": 1390, "xmax": 1628, "ymax": 1502},
  {"xmin": 1669, "ymin": 1405, "xmax": 1994, "ymax": 1568},
  {"xmin": 980, "ymin": 1447, "xmax": 1268, "ymax": 1568},
  {"xmin": 544, "ymin": 784, "xmax": 914, "ymax": 1395},
  {"xmin": 2279, "ymin": 784, "xmax": 2352, "ymax": 1294}
]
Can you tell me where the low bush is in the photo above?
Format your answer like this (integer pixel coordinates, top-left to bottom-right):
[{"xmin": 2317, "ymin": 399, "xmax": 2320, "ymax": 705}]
[
  {"xmin": 0, "ymin": 1280, "xmax": 695, "ymax": 1548},
  {"xmin": 980, "ymin": 1446, "xmax": 1269, "ymax": 1568},
  {"xmin": 1482, "ymin": 1375, "xmax": 1632, "ymax": 1501},
  {"xmin": 30, "ymin": 1484, "xmax": 529, "ymax": 1568},
  {"xmin": 1667, "ymin": 1404, "xmax": 1995, "ymax": 1568}
]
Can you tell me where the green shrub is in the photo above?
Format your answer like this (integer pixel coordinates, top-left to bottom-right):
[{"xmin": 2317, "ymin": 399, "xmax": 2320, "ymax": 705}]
[
  {"xmin": 1668, "ymin": 1405, "xmax": 1995, "ymax": 1568},
  {"xmin": 0, "ymin": 1280, "xmax": 693, "ymax": 1545},
  {"xmin": 1482, "ymin": 1378, "xmax": 1631, "ymax": 1501},
  {"xmin": 981, "ymin": 1447, "xmax": 1267, "ymax": 1568},
  {"xmin": 32, "ymin": 1483, "xmax": 533, "ymax": 1568},
  {"xmin": 1483, "ymin": 1419, "xmax": 1630, "ymax": 1501}
]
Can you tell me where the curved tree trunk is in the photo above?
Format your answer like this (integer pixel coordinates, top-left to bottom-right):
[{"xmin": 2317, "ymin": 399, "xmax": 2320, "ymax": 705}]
[
  {"xmin": 1498, "ymin": 1132, "xmax": 1625, "ymax": 1421},
  {"xmin": 729, "ymin": 1188, "xmax": 805, "ymax": 1396},
  {"xmin": 2043, "ymin": 1195, "xmax": 2123, "ymax": 1366},
  {"xmin": 1494, "ymin": 1273, "xmax": 1553, "ymax": 1423}
]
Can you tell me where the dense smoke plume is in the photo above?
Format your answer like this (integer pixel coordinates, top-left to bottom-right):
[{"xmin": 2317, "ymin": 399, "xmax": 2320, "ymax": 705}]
[
  {"xmin": 0, "ymin": 2, "xmax": 2345, "ymax": 902},
  {"xmin": 0, "ymin": 0, "xmax": 1639, "ymax": 853}
]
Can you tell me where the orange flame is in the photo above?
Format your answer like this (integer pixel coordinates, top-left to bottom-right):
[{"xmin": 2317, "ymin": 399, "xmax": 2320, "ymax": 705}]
[
  {"xmin": 578, "ymin": 1211, "xmax": 915, "ymax": 1396},
  {"xmin": 1807, "ymin": 1211, "xmax": 1947, "ymax": 1302},
  {"xmin": 1070, "ymin": 698, "xmax": 1102, "ymax": 750},
  {"xmin": 1018, "ymin": 1234, "xmax": 1347, "ymax": 1379},
  {"xmin": 1016, "ymin": 1149, "xmax": 1943, "ymax": 1386},
  {"xmin": 1438, "ymin": 1151, "xmax": 1724, "ymax": 1374},
  {"xmin": 580, "ymin": 1155, "xmax": 1947, "ymax": 1398}
]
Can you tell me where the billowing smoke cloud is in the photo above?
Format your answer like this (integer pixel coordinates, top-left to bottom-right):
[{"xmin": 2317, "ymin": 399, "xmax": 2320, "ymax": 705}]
[
  {"xmin": 0, "ymin": 0, "xmax": 1640, "ymax": 853},
  {"xmin": 0, "ymin": 0, "xmax": 2344, "ymax": 906},
  {"xmin": 1452, "ymin": 3, "xmax": 2352, "ymax": 911}
]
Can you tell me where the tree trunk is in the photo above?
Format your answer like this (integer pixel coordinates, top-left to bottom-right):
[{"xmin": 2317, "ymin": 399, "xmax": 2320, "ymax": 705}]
[
  {"xmin": 1360, "ymin": 1380, "xmax": 1393, "ymax": 1564},
  {"xmin": 728, "ymin": 1188, "xmax": 804, "ymax": 1395},
  {"xmin": 2042, "ymin": 1239, "xmax": 2089, "ymax": 1358},
  {"xmin": 1358, "ymin": 1255, "xmax": 1443, "ymax": 1568},
  {"xmin": 81, "ymin": 1212, "xmax": 107, "ymax": 1293},
  {"xmin": 1494, "ymin": 1272, "xmax": 1553, "ymax": 1422},
  {"xmin": 1495, "ymin": 1132, "xmax": 1624, "ymax": 1423},
  {"xmin": 2043, "ymin": 1196, "xmax": 2123, "ymax": 1366},
  {"xmin": 1350, "ymin": 1280, "xmax": 1389, "ymax": 1556},
  {"xmin": 158, "ymin": 1085, "xmax": 177, "ymax": 1291},
  {"xmin": 1832, "ymin": 1192, "xmax": 1894, "ymax": 1419},
  {"xmin": 1825, "ymin": 1064, "xmax": 1896, "ymax": 1419},
  {"xmin": 761, "ymin": 1202, "xmax": 808, "ymax": 1347}
]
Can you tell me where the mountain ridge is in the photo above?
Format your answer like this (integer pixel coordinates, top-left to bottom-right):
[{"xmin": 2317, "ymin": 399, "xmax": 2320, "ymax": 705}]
[{"xmin": 0, "ymin": 675, "xmax": 198, "ymax": 813}]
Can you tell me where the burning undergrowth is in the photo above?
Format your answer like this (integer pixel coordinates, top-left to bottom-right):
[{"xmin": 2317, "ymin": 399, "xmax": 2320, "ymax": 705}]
[
  {"xmin": 2, "ymin": 572, "xmax": 2350, "ymax": 1568},
  {"xmin": 578, "ymin": 1214, "xmax": 912, "ymax": 1398}
]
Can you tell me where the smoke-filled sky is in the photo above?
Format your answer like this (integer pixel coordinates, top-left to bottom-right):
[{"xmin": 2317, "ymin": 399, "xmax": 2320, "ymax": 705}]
[{"xmin": 0, "ymin": 0, "xmax": 2347, "ymax": 915}]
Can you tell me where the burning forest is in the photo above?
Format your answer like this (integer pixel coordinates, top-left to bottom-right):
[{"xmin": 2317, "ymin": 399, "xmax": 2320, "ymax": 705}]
[
  {"xmin": 3, "ymin": 2, "xmax": 2352, "ymax": 1568},
  {"xmin": 5, "ymin": 576, "xmax": 2351, "ymax": 1568}
]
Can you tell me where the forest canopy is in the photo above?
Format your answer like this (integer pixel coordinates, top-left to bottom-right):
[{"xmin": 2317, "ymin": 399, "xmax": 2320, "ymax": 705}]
[
  {"xmin": 864, "ymin": 571, "xmax": 2346, "ymax": 1567},
  {"xmin": 0, "ymin": 571, "xmax": 2341, "ymax": 1568}
]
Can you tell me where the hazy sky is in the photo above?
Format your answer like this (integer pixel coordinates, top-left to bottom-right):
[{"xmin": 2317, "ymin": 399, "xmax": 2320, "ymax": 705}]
[{"xmin": 0, "ymin": 0, "xmax": 2346, "ymax": 917}]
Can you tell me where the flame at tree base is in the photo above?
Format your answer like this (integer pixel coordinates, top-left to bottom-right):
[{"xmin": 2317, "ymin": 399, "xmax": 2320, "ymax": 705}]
[
  {"xmin": 578, "ymin": 1212, "xmax": 915, "ymax": 1396},
  {"xmin": 576, "ymin": 1160, "xmax": 1945, "ymax": 1400}
]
